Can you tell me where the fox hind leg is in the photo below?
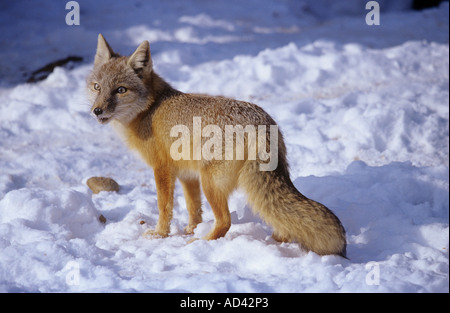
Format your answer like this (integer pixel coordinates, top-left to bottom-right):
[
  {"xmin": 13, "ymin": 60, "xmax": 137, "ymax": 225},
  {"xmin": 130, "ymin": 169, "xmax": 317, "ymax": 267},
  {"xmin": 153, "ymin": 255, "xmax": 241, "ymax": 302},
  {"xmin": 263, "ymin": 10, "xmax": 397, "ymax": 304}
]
[{"xmin": 200, "ymin": 171, "xmax": 231, "ymax": 240}]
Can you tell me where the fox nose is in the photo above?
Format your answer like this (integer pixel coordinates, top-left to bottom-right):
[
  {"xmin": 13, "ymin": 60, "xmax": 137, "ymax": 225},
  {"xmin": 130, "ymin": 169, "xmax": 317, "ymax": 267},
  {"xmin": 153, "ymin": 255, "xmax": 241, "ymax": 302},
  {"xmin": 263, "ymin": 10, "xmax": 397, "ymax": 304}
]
[{"xmin": 93, "ymin": 108, "xmax": 103, "ymax": 116}]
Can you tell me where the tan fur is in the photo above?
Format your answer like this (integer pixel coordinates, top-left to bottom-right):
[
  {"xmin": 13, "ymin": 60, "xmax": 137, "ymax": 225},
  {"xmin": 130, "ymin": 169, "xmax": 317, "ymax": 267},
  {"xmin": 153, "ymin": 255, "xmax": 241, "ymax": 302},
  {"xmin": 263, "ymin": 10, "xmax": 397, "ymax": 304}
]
[{"xmin": 87, "ymin": 34, "xmax": 347, "ymax": 257}]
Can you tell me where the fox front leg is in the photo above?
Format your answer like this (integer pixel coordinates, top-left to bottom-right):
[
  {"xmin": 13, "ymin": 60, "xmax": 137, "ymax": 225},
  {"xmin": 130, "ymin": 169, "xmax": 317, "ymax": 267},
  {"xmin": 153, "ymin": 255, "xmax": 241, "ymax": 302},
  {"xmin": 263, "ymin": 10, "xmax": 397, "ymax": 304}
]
[{"xmin": 143, "ymin": 167, "xmax": 175, "ymax": 238}]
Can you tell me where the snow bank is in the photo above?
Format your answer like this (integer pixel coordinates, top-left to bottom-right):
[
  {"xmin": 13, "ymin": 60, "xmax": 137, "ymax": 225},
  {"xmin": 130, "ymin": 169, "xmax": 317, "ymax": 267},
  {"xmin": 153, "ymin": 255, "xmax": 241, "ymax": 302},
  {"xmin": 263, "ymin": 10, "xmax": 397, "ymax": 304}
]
[{"xmin": 0, "ymin": 188, "xmax": 101, "ymax": 238}]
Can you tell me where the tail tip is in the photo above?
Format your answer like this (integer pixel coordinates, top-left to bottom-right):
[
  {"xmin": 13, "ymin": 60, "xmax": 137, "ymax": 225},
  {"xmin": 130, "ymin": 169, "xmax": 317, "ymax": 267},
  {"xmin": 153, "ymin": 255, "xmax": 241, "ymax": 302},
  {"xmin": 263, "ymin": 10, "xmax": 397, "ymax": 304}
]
[{"xmin": 337, "ymin": 244, "xmax": 348, "ymax": 260}]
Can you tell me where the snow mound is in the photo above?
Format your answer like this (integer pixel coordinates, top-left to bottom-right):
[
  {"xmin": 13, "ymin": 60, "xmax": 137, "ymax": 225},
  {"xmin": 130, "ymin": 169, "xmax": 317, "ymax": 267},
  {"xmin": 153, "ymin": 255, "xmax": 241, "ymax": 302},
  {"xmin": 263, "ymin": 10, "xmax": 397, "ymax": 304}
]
[
  {"xmin": 0, "ymin": 188, "xmax": 102, "ymax": 239},
  {"xmin": 0, "ymin": 188, "xmax": 104, "ymax": 292}
]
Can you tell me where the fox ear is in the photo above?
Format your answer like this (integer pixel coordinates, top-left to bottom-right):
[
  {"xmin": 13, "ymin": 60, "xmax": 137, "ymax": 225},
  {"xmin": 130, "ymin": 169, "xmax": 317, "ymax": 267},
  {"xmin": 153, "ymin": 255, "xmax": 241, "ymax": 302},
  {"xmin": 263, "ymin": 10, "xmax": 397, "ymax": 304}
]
[
  {"xmin": 127, "ymin": 40, "xmax": 152, "ymax": 74},
  {"xmin": 94, "ymin": 34, "xmax": 115, "ymax": 68}
]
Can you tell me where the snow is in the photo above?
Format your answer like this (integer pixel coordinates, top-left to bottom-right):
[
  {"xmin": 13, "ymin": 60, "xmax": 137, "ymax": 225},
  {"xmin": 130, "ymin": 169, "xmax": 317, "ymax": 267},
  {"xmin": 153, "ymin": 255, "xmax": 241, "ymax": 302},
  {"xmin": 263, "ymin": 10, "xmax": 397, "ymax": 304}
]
[{"xmin": 0, "ymin": 0, "xmax": 448, "ymax": 293}]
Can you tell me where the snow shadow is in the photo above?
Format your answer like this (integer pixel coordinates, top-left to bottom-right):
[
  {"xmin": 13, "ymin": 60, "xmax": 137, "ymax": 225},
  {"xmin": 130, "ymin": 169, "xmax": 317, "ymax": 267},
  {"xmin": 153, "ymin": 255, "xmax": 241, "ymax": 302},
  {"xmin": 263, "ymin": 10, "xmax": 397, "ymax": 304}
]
[{"xmin": 293, "ymin": 160, "xmax": 449, "ymax": 263}]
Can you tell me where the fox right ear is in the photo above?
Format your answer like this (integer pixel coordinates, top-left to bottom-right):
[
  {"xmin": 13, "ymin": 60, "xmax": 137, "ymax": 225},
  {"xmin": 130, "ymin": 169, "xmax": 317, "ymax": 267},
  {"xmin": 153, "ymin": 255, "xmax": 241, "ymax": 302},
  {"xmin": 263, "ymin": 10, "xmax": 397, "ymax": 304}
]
[
  {"xmin": 127, "ymin": 40, "xmax": 152, "ymax": 74},
  {"xmin": 94, "ymin": 34, "xmax": 115, "ymax": 68}
]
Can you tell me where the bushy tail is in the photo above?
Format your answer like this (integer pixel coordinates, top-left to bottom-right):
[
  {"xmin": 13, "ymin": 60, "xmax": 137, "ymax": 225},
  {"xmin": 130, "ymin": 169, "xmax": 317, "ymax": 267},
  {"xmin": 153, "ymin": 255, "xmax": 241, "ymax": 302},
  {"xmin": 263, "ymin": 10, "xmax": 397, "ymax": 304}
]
[{"xmin": 238, "ymin": 160, "xmax": 347, "ymax": 257}]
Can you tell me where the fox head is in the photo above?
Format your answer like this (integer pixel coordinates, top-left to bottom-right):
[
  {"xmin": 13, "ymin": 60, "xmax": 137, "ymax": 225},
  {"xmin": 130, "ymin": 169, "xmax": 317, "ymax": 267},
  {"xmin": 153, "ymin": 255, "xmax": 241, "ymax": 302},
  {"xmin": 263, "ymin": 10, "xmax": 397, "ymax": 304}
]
[{"xmin": 87, "ymin": 34, "xmax": 153, "ymax": 125}]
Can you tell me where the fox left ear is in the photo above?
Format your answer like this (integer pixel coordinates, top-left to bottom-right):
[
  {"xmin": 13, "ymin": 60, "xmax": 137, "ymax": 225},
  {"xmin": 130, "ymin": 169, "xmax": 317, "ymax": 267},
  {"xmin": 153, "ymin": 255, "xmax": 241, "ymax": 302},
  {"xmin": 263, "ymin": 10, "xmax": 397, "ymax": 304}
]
[
  {"xmin": 94, "ymin": 34, "xmax": 115, "ymax": 68},
  {"xmin": 127, "ymin": 41, "xmax": 153, "ymax": 74}
]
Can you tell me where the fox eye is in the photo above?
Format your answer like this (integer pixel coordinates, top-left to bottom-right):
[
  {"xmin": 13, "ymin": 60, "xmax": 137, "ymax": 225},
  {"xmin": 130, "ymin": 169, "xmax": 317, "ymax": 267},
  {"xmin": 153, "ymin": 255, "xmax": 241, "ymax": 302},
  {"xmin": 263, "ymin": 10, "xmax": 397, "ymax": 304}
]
[
  {"xmin": 93, "ymin": 83, "xmax": 100, "ymax": 91},
  {"xmin": 117, "ymin": 86, "xmax": 127, "ymax": 94}
]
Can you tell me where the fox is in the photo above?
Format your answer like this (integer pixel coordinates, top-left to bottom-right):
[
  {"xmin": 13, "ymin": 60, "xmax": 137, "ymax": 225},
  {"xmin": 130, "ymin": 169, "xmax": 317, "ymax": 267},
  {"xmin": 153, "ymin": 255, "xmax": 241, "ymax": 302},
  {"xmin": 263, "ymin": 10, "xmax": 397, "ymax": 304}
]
[{"xmin": 87, "ymin": 34, "xmax": 347, "ymax": 257}]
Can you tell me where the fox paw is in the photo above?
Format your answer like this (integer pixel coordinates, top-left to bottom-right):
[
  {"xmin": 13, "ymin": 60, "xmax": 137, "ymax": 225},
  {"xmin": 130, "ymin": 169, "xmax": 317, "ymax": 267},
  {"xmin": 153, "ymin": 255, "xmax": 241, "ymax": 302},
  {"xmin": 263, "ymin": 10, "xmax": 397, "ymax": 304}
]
[
  {"xmin": 143, "ymin": 229, "xmax": 169, "ymax": 239},
  {"xmin": 272, "ymin": 232, "xmax": 290, "ymax": 243},
  {"xmin": 184, "ymin": 224, "xmax": 198, "ymax": 235}
]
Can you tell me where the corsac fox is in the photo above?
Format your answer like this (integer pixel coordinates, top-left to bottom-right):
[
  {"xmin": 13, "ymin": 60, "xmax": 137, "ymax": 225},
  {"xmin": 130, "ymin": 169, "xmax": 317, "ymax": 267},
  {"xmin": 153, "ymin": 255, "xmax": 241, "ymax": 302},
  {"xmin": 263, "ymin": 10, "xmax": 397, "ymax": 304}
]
[{"xmin": 87, "ymin": 34, "xmax": 347, "ymax": 257}]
